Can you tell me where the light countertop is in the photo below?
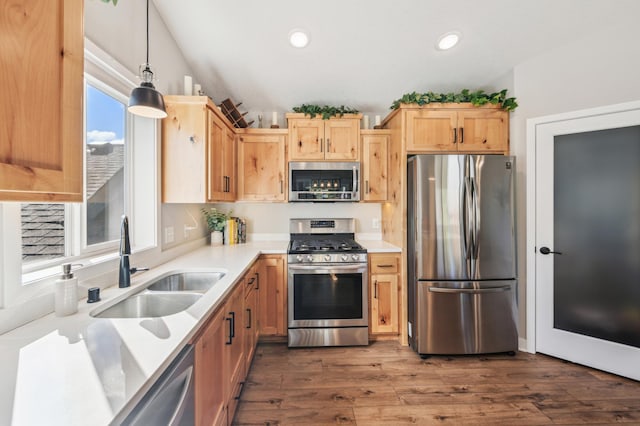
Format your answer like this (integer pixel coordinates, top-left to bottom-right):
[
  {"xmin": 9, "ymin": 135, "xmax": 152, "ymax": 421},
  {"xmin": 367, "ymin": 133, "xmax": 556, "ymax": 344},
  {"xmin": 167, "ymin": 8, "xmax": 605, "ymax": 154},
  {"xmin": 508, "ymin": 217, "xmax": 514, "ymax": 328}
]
[{"xmin": 0, "ymin": 239, "xmax": 399, "ymax": 425}]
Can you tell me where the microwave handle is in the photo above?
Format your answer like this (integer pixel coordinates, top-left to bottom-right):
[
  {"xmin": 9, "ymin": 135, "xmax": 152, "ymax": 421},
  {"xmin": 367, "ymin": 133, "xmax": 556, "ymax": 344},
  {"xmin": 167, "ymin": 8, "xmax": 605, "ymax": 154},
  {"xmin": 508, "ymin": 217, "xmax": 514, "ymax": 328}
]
[{"xmin": 353, "ymin": 167, "xmax": 359, "ymax": 196}]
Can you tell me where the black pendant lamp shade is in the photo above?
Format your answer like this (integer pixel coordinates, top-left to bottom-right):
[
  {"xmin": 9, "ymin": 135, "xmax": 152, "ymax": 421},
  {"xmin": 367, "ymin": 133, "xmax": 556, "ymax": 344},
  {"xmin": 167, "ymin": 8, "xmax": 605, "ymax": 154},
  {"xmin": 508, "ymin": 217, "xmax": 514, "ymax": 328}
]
[{"xmin": 128, "ymin": 0, "xmax": 167, "ymax": 119}]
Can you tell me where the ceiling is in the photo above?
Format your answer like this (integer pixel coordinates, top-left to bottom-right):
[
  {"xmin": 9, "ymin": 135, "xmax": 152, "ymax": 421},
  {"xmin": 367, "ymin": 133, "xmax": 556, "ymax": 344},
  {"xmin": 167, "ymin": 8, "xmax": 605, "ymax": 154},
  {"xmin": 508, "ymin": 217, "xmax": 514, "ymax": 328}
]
[{"xmin": 153, "ymin": 0, "xmax": 638, "ymax": 123}]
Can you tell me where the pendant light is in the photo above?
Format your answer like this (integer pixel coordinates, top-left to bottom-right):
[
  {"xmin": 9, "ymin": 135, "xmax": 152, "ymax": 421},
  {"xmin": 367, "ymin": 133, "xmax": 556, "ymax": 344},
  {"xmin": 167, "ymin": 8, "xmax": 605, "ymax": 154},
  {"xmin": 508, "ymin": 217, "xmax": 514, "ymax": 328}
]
[{"xmin": 128, "ymin": 0, "xmax": 167, "ymax": 119}]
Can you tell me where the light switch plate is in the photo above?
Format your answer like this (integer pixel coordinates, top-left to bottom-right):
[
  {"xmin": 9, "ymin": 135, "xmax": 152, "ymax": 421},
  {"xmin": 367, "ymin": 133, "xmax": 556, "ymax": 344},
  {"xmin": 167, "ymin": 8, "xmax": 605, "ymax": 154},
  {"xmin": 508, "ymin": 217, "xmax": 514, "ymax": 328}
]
[{"xmin": 164, "ymin": 226, "xmax": 174, "ymax": 244}]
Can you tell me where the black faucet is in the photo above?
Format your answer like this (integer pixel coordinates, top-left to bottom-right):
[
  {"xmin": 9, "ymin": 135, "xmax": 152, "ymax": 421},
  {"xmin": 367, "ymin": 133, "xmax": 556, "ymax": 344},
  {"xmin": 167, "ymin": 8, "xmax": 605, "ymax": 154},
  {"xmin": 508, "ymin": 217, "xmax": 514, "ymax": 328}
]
[{"xmin": 119, "ymin": 215, "xmax": 148, "ymax": 288}]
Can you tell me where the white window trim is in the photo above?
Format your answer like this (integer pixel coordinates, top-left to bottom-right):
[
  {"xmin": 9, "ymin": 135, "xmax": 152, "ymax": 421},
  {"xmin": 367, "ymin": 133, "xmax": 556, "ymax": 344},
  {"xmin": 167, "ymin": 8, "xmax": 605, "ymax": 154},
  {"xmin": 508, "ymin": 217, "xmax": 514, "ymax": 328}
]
[{"xmin": 0, "ymin": 38, "xmax": 160, "ymax": 309}]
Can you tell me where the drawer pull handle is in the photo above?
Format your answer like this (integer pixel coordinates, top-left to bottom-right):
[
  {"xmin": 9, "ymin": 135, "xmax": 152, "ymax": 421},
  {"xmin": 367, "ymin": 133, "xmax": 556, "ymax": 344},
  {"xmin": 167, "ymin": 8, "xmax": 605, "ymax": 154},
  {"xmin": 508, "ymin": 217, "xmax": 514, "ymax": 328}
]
[{"xmin": 376, "ymin": 264, "xmax": 394, "ymax": 268}]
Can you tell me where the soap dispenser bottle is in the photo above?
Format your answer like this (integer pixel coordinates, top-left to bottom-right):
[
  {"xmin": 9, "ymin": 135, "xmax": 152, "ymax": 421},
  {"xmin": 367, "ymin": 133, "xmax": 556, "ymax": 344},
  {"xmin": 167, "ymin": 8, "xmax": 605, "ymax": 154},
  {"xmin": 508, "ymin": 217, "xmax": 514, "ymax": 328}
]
[{"xmin": 55, "ymin": 263, "xmax": 78, "ymax": 316}]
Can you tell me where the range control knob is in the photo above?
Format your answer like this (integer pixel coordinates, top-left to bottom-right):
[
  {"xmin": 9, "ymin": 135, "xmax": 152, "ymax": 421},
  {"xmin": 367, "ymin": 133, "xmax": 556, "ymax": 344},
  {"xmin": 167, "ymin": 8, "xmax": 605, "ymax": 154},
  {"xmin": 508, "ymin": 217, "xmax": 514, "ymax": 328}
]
[
  {"xmin": 352, "ymin": 254, "xmax": 360, "ymax": 261},
  {"xmin": 341, "ymin": 254, "xmax": 349, "ymax": 261},
  {"xmin": 324, "ymin": 254, "xmax": 332, "ymax": 262},
  {"xmin": 296, "ymin": 255, "xmax": 303, "ymax": 262},
  {"xmin": 306, "ymin": 255, "xmax": 314, "ymax": 262}
]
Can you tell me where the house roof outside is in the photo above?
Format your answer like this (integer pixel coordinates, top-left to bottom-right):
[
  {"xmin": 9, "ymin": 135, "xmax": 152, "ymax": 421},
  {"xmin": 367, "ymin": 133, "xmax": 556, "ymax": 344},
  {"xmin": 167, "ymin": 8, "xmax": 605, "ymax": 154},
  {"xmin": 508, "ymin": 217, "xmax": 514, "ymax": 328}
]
[{"xmin": 20, "ymin": 144, "xmax": 124, "ymax": 262}]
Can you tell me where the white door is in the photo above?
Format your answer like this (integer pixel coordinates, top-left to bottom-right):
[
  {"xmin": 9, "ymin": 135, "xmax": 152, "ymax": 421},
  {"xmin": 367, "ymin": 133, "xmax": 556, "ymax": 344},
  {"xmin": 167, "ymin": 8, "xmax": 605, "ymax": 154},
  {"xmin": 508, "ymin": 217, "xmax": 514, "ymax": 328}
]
[{"xmin": 534, "ymin": 104, "xmax": 640, "ymax": 381}]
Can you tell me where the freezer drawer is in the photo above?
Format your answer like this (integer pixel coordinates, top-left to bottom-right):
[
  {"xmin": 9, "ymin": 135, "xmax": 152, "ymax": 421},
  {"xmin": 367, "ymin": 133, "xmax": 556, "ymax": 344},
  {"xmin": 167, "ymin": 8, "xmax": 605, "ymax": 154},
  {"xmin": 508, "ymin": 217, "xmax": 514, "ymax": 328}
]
[{"xmin": 414, "ymin": 280, "xmax": 518, "ymax": 355}]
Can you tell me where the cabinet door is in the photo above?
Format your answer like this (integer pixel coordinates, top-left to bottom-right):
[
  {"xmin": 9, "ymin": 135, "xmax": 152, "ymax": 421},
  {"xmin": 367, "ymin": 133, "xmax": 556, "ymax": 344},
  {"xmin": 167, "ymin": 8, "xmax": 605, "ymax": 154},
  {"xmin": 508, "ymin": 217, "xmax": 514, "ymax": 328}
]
[
  {"xmin": 405, "ymin": 110, "xmax": 457, "ymax": 152},
  {"xmin": 223, "ymin": 129, "xmax": 236, "ymax": 201},
  {"xmin": 258, "ymin": 255, "xmax": 287, "ymax": 336},
  {"xmin": 361, "ymin": 133, "xmax": 388, "ymax": 201},
  {"xmin": 162, "ymin": 102, "xmax": 208, "ymax": 202},
  {"xmin": 324, "ymin": 119, "xmax": 360, "ymax": 160},
  {"xmin": 457, "ymin": 110, "xmax": 509, "ymax": 153},
  {"xmin": 243, "ymin": 275, "xmax": 259, "ymax": 373},
  {"xmin": 0, "ymin": 0, "xmax": 83, "ymax": 202},
  {"xmin": 225, "ymin": 281, "xmax": 245, "ymax": 422},
  {"xmin": 371, "ymin": 274, "xmax": 399, "ymax": 334},
  {"xmin": 288, "ymin": 119, "xmax": 324, "ymax": 160},
  {"xmin": 195, "ymin": 307, "xmax": 227, "ymax": 426},
  {"xmin": 207, "ymin": 112, "xmax": 226, "ymax": 201},
  {"xmin": 237, "ymin": 133, "xmax": 286, "ymax": 201}
]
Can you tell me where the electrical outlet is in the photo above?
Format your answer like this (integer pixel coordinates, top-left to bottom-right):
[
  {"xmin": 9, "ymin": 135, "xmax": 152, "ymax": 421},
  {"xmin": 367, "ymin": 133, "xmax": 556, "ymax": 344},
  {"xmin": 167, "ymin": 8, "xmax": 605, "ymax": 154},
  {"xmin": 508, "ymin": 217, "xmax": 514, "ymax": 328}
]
[
  {"xmin": 164, "ymin": 226, "xmax": 174, "ymax": 244},
  {"xmin": 184, "ymin": 224, "xmax": 190, "ymax": 239},
  {"xmin": 372, "ymin": 218, "xmax": 380, "ymax": 230}
]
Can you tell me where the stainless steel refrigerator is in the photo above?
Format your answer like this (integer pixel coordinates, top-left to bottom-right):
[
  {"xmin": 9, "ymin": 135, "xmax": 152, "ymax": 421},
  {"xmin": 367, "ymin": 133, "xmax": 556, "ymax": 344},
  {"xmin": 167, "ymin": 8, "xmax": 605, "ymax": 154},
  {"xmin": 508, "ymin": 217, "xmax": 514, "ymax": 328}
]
[{"xmin": 407, "ymin": 154, "xmax": 518, "ymax": 356}]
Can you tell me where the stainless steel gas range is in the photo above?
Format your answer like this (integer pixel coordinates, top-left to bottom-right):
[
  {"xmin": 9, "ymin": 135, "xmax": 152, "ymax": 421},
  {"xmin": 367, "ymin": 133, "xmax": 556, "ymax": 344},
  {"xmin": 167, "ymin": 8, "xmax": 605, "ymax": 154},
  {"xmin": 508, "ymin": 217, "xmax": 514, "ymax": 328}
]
[{"xmin": 287, "ymin": 218, "xmax": 369, "ymax": 347}]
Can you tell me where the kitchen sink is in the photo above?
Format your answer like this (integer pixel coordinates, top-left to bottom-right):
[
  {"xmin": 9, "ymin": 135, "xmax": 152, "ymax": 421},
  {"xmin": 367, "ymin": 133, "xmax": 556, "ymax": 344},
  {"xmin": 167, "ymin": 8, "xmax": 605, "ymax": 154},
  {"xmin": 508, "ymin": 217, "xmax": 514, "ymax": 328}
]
[
  {"xmin": 146, "ymin": 271, "xmax": 226, "ymax": 292},
  {"xmin": 91, "ymin": 292, "xmax": 202, "ymax": 319}
]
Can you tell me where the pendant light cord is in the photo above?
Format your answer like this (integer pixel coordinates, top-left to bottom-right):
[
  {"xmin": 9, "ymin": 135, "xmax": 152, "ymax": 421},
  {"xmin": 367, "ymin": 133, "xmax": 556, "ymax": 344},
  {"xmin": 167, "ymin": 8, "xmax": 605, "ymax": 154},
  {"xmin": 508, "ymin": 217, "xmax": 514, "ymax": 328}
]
[{"xmin": 146, "ymin": 0, "xmax": 150, "ymax": 64}]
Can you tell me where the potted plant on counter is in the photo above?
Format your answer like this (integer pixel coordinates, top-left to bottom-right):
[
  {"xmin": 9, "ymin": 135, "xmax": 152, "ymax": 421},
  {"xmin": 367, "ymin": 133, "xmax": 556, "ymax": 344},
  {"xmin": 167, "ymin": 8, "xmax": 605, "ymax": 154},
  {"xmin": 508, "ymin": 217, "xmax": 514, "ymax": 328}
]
[{"xmin": 202, "ymin": 207, "xmax": 231, "ymax": 246}]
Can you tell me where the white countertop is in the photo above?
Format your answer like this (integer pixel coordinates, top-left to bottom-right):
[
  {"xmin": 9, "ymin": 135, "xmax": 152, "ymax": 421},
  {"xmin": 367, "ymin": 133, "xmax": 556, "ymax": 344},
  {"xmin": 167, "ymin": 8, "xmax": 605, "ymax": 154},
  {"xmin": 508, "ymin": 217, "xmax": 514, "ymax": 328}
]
[{"xmin": 0, "ymin": 239, "xmax": 399, "ymax": 425}]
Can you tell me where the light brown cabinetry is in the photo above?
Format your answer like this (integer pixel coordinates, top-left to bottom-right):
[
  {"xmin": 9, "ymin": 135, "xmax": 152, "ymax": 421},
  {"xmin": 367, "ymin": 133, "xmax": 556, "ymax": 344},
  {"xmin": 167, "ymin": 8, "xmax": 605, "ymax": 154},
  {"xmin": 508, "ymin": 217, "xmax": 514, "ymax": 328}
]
[
  {"xmin": 361, "ymin": 130, "xmax": 389, "ymax": 202},
  {"xmin": 224, "ymin": 279, "xmax": 245, "ymax": 422},
  {"xmin": 195, "ymin": 307, "xmax": 228, "ymax": 426},
  {"xmin": 405, "ymin": 105, "xmax": 508, "ymax": 153},
  {"xmin": 243, "ymin": 264, "xmax": 260, "ymax": 373},
  {"xmin": 258, "ymin": 255, "xmax": 287, "ymax": 337},
  {"xmin": 237, "ymin": 130, "xmax": 287, "ymax": 201},
  {"xmin": 287, "ymin": 114, "xmax": 362, "ymax": 161},
  {"xmin": 161, "ymin": 96, "xmax": 236, "ymax": 203},
  {"xmin": 369, "ymin": 253, "xmax": 400, "ymax": 335},
  {"xmin": 0, "ymin": 0, "xmax": 84, "ymax": 202}
]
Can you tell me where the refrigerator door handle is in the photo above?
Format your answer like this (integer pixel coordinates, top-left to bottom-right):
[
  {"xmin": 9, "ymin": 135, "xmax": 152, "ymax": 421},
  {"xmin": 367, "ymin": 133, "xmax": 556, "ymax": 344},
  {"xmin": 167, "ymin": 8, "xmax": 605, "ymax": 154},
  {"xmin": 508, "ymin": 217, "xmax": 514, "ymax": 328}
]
[
  {"xmin": 428, "ymin": 286, "xmax": 511, "ymax": 294},
  {"xmin": 462, "ymin": 177, "xmax": 473, "ymax": 259},
  {"xmin": 471, "ymin": 176, "xmax": 480, "ymax": 259}
]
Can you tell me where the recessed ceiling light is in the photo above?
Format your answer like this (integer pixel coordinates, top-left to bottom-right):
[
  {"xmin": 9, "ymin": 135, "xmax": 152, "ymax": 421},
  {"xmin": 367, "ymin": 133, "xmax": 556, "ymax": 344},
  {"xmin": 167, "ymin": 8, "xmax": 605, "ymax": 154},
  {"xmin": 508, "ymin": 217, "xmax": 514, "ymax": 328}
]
[
  {"xmin": 436, "ymin": 31, "xmax": 461, "ymax": 50},
  {"xmin": 289, "ymin": 29, "xmax": 310, "ymax": 48}
]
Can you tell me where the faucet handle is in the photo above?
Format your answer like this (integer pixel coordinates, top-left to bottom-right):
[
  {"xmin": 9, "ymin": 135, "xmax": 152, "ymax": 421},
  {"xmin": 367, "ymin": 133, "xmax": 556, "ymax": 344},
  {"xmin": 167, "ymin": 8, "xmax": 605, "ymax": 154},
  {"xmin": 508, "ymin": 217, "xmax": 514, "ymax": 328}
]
[{"xmin": 130, "ymin": 267, "xmax": 149, "ymax": 274}]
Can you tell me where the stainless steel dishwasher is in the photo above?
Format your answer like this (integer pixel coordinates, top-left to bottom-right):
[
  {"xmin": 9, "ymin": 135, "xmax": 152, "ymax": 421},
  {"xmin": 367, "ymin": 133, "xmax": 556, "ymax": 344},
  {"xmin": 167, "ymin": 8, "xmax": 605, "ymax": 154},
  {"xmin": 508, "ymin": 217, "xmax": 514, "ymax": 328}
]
[{"xmin": 120, "ymin": 345, "xmax": 195, "ymax": 426}]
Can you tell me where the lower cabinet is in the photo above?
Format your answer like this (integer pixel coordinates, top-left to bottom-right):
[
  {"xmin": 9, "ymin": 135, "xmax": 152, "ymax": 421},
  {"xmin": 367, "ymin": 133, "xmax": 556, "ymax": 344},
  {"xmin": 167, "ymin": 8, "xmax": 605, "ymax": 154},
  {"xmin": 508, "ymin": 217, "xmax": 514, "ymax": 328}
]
[
  {"xmin": 258, "ymin": 255, "xmax": 287, "ymax": 337},
  {"xmin": 369, "ymin": 253, "xmax": 400, "ymax": 335},
  {"xmin": 194, "ymin": 262, "xmax": 261, "ymax": 426}
]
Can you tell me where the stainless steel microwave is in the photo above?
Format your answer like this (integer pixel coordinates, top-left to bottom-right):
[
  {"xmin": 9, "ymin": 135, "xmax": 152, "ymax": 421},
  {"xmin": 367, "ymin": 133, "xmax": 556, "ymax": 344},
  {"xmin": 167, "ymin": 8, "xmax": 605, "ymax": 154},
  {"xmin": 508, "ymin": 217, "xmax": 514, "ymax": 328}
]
[{"xmin": 288, "ymin": 161, "xmax": 360, "ymax": 202}]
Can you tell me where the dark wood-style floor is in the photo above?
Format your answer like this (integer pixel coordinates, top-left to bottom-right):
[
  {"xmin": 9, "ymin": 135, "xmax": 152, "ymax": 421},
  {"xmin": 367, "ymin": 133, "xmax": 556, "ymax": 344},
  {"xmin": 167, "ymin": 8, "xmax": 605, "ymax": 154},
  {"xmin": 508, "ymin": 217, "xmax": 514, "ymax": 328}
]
[{"xmin": 234, "ymin": 341, "xmax": 640, "ymax": 425}]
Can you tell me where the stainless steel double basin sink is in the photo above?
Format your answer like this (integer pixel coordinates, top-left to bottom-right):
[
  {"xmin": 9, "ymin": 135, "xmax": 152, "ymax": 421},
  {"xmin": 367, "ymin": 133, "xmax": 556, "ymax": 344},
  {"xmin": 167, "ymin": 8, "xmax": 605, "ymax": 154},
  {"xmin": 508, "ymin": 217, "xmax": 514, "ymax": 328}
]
[{"xmin": 91, "ymin": 271, "xmax": 226, "ymax": 319}]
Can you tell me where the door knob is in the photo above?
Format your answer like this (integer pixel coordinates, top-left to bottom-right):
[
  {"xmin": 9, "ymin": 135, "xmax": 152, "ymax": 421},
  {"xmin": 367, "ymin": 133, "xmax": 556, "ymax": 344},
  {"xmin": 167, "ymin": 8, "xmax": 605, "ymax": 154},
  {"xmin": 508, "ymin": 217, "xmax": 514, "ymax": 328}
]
[{"xmin": 540, "ymin": 246, "xmax": 562, "ymax": 255}]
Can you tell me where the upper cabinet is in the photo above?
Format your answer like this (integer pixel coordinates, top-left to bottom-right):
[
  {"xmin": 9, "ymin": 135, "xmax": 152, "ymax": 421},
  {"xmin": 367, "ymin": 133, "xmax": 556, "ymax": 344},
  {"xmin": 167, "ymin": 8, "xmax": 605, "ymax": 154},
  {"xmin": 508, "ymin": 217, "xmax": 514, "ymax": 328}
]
[
  {"xmin": 0, "ymin": 0, "xmax": 84, "ymax": 202},
  {"xmin": 237, "ymin": 129, "xmax": 287, "ymax": 202},
  {"xmin": 404, "ymin": 104, "xmax": 509, "ymax": 153},
  {"xmin": 286, "ymin": 114, "xmax": 361, "ymax": 161},
  {"xmin": 162, "ymin": 96, "xmax": 236, "ymax": 203},
  {"xmin": 361, "ymin": 130, "xmax": 389, "ymax": 202}
]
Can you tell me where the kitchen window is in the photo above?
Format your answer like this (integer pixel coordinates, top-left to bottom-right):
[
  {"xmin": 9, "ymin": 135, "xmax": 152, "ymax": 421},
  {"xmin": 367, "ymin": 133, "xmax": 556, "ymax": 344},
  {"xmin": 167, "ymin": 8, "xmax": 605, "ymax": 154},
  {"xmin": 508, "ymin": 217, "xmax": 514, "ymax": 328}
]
[{"xmin": 0, "ymin": 40, "xmax": 158, "ymax": 309}]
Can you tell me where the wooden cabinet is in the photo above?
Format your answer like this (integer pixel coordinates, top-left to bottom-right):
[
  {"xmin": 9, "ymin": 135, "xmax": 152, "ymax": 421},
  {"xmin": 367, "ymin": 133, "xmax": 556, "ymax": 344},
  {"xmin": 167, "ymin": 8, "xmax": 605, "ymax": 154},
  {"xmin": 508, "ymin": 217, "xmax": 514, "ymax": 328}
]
[
  {"xmin": 161, "ymin": 96, "xmax": 236, "ymax": 203},
  {"xmin": 369, "ymin": 253, "xmax": 400, "ymax": 335},
  {"xmin": 258, "ymin": 255, "xmax": 287, "ymax": 337},
  {"xmin": 224, "ymin": 279, "xmax": 245, "ymax": 422},
  {"xmin": 287, "ymin": 114, "xmax": 361, "ymax": 161},
  {"xmin": 405, "ymin": 105, "xmax": 508, "ymax": 153},
  {"xmin": 195, "ymin": 307, "xmax": 228, "ymax": 426},
  {"xmin": 361, "ymin": 130, "xmax": 389, "ymax": 202},
  {"xmin": 237, "ymin": 130, "xmax": 287, "ymax": 201},
  {"xmin": 243, "ymin": 264, "xmax": 260, "ymax": 373},
  {"xmin": 0, "ymin": 0, "xmax": 83, "ymax": 202}
]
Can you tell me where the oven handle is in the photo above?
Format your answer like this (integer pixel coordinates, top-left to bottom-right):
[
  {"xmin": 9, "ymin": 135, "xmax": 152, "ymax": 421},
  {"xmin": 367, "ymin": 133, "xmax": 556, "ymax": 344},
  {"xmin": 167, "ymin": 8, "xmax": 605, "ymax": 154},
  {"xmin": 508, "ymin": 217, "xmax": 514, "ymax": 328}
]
[{"xmin": 288, "ymin": 264, "xmax": 367, "ymax": 273}]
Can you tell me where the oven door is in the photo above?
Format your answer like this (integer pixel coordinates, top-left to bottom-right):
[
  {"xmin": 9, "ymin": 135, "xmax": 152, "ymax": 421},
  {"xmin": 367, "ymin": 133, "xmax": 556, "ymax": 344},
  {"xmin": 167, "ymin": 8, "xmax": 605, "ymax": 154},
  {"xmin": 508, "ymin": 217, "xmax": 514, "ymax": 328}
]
[{"xmin": 288, "ymin": 263, "xmax": 368, "ymax": 328}]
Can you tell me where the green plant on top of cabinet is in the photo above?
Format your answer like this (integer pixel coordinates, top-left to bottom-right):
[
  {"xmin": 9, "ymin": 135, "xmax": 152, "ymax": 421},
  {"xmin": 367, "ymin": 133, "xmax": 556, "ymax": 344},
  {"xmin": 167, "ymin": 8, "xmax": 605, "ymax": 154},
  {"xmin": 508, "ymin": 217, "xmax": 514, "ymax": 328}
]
[
  {"xmin": 286, "ymin": 113, "xmax": 362, "ymax": 161},
  {"xmin": 0, "ymin": 0, "xmax": 83, "ymax": 202},
  {"xmin": 161, "ymin": 96, "xmax": 236, "ymax": 203},
  {"xmin": 237, "ymin": 129, "xmax": 287, "ymax": 201}
]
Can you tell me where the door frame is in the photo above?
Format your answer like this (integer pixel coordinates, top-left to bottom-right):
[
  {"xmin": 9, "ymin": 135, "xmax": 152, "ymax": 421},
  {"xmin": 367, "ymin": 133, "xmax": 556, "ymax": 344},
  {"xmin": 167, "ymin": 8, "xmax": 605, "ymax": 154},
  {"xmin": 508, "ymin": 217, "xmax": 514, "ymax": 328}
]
[{"xmin": 525, "ymin": 99, "xmax": 640, "ymax": 354}]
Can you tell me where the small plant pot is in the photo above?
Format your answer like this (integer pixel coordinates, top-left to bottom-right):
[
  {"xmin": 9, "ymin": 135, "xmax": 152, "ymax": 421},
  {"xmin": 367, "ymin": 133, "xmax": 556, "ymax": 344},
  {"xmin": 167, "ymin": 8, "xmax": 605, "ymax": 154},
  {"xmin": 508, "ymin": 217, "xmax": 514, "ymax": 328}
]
[{"xmin": 210, "ymin": 231, "xmax": 223, "ymax": 246}]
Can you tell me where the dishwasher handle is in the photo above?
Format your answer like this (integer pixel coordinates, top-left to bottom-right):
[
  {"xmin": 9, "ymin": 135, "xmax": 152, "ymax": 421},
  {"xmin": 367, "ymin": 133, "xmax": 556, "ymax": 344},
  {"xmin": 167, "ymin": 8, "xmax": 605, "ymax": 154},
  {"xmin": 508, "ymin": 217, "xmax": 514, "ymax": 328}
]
[
  {"xmin": 168, "ymin": 366, "xmax": 194, "ymax": 426},
  {"xmin": 428, "ymin": 286, "xmax": 511, "ymax": 294}
]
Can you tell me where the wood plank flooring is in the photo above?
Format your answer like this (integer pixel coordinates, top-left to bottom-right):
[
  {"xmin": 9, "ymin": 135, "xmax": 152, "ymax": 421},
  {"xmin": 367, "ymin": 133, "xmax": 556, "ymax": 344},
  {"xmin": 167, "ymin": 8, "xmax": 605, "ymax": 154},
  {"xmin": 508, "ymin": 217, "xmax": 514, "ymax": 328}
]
[{"xmin": 234, "ymin": 341, "xmax": 640, "ymax": 425}]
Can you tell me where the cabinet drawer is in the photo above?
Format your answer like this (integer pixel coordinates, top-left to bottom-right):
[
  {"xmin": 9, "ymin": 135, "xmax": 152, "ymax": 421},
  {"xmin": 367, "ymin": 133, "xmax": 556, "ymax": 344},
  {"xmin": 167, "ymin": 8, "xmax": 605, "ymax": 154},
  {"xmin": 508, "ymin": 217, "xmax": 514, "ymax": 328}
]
[{"xmin": 370, "ymin": 255, "xmax": 399, "ymax": 273}]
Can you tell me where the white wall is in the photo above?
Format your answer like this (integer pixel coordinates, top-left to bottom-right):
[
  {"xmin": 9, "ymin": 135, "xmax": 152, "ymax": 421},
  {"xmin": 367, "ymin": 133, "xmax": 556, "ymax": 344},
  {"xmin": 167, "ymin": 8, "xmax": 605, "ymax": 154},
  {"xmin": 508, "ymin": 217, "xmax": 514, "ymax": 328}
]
[{"xmin": 511, "ymin": 23, "xmax": 640, "ymax": 341}]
